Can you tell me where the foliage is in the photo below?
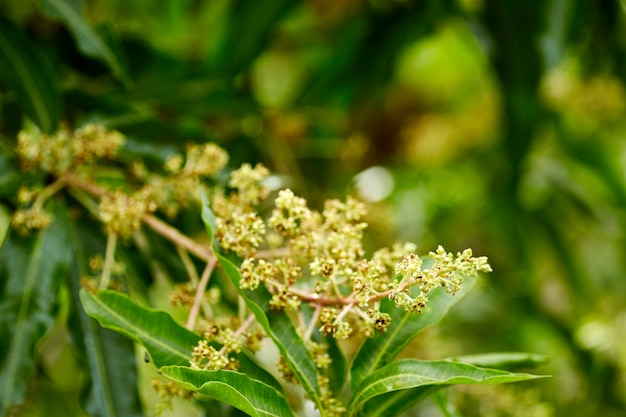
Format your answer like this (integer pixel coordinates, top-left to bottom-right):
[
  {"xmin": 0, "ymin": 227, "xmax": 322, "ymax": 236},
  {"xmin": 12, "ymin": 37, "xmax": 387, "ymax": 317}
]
[{"xmin": 2, "ymin": 0, "xmax": 626, "ymax": 416}]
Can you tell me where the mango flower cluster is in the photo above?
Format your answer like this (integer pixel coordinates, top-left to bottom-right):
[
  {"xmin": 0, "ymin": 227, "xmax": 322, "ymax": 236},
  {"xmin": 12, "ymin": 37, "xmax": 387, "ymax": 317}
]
[{"xmin": 212, "ymin": 168, "xmax": 493, "ymax": 341}]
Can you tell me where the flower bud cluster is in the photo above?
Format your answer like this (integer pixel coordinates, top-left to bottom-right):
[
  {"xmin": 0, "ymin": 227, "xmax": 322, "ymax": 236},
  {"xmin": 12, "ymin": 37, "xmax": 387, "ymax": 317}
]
[
  {"xmin": 152, "ymin": 378, "xmax": 194, "ymax": 415},
  {"xmin": 228, "ymin": 163, "xmax": 270, "ymax": 205},
  {"xmin": 183, "ymin": 143, "xmax": 229, "ymax": 177},
  {"xmin": 389, "ymin": 245, "xmax": 492, "ymax": 313},
  {"xmin": 190, "ymin": 338, "xmax": 239, "ymax": 372},
  {"xmin": 12, "ymin": 207, "xmax": 52, "ymax": 235},
  {"xmin": 133, "ymin": 142, "xmax": 229, "ymax": 218},
  {"xmin": 211, "ymin": 164, "xmax": 271, "ymax": 257},
  {"xmin": 98, "ymin": 191, "xmax": 156, "ymax": 238},
  {"xmin": 16, "ymin": 124, "xmax": 124, "ymax": 173},
  {"xmin": 227, "ymin": 178, "xmax": 492, "ymax": 338}
]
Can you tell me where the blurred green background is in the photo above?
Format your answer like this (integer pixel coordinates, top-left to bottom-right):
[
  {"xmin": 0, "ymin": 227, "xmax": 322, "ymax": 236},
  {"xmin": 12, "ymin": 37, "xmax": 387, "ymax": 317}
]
[{"xmin": 1, "ymin": 0, "xmax": 626, "ymax": 416}]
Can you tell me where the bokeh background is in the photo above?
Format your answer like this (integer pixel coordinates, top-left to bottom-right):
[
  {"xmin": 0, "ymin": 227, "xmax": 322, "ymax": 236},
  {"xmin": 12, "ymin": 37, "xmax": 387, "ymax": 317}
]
[{"xmin": 2, "ymin": 0, "xmax": 626, "ymax": 416}]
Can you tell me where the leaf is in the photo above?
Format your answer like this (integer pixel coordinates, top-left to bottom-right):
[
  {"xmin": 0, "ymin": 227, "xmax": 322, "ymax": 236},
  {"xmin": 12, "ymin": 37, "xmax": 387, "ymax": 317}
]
[
  {"xmin": 200, "ymin": 190, "xmax": 322, "ymax": 409},
  {"xmin": 0, "ymin": 17, "xmax": 60, "ymax": 133},
  {"xmin": 445, "ymin": 352, "xmax": 549, "ymax": 371},
  {"xmin": 325, "ymin": 335, "xmax": 347, "ymax": 396},
  {"xmin": 79, "ymin": 289, "xmax": 202, "ymax": 368},
  {"xmin": 161, "ymin": 366, "xmax": 297, "ymax": 417},
  {"xmin": 39, "ymin": 0, "xmax": 129, "ymax": 85},
  {"xmin": 68, "ymin": 222, "xmax": 142, "ymax": 417},
  {"xmin": 359, "ymin": 385, "xmax": 440, "ymax": 417},
  {"xmin": 216, "ymin": 0, "xmax": 294, "ymax": 72},
  {"xmin": 0, "ymin": 202, "xmax": 71, "ymax": 414},
  {"xmin": 350, "ymin": 274, "xmax": 478, "ymax": 390},
  {"xmin": 348, "ymin": 359, "xmax": 547, "ymax": 417}
]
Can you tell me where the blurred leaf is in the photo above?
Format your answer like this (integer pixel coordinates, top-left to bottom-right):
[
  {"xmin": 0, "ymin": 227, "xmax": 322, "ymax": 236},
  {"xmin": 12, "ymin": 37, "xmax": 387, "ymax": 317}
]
[
  {"xmin": 0, "ymin": 17, "xmax": 61, "ymax": 133},
  {"xmin": 348, "ymin": 359, "xmax": 546, "ymax": 417},
  {"xmin": 0, "ymin": 154, "xmax": 34, "ymax": 198},
  {"xmin": 326, "ymin": 335, "xmax": 347, "ymax": 396},
  {"xmin": 0, "ymin": 204, "xmax": 10, "ymax": 246},
  {"xmin": 39, "ymin": 0, "xmax": 129, "ymax": 85},
  {"xmin": 0, "ymin": 202, "xmax": 71, "ymax": 414},
  {"xmin": 161, "ymin": 366, "xmax": 297, "ymax": 417},
  {"xmin": 445, "ymin": 352, "xmax": 549, "ymax": 371},
  {"xmin": 216, "ymin": 0, "xmax": 294, "ymax": 72},
  {"xmin": 79, "ymin": 289, "xmax": 201, "ymax": 367},
  {"xmin": 359, "ymin": 385, "xmax": 440, "ymax": 417},
  {"xmin": 350, "ymin": 274, "xmax": 478, "ymax": 390},
  {"xmin": 200, "ymin": 189, "xmax": 322, "ymax": 409},
  {"xmin": 68, "ymin": 222, "xmax": 142, "ymax": 417}
]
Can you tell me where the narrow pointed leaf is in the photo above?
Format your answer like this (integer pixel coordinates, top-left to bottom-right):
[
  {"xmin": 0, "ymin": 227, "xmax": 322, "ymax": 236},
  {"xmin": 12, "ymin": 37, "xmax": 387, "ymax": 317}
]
[
  {"xmin": 359, "ymin": 385, "xmax": 440, "ymax": 417},
  {"xmin": 79, "ymin": 289, "xmax": 202, "ymax": 367},
  {"xmin": 200, "ymin": 190, "xmax": 322, "ymax": 408},
  {"xmin": 39, "ymin": 0, "xmax": 129, "ymax": 85},
  {"xmin": 0, "ymin": 203, "xmax": 71, "ymax": 414},
  {"xmin": 348, "ymin": 359, "xmax": 546, "ymax": 417},
  {"xmin": 68, "ymin": 223, "xmax": 142, "ymax": 417},
  {"xmin": 161, "ymin": 366, "xmax": 297, "ymax": 417},
  {"xmin": 350, "ymin": 275, "xmax": 478, "ymax": 390},
  {"xmin": 0, "ymin": 17, "xmax": 60, "ymax": 133},
  {"xmin": 445, "ymin": 352, "xmax": 549, "ymax": 371}
]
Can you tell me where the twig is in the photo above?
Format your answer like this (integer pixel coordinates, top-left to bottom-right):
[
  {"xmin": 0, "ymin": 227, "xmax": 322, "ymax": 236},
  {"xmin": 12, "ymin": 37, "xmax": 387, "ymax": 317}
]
[
  {"xmin": 304, "ymin": 303, "xmax": 322, "ymax": 342},
  {"xmin": 33, "ymin": 177, "xmax": 66, "ymax": 210},
  {"xmin": 177, "ymin": 246, "xmax": 213, "ymax": 318},
  {"xmin": 144, "ymin": 215, "xmax": 213, "ymax": 262},
  {"xmin": 99, "ymin": 232, "xmax": 117, "ymax": 290},
  {"xmin": 186, "ymin": 258, "xmax": 216, "ymax": 330},
  {"xmin": 63, "ymin": 172, "xmax": 214, "ymax": 262}
]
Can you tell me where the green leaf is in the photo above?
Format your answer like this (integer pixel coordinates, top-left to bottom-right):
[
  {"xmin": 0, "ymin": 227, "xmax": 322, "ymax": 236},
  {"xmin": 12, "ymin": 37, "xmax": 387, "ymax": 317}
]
[
  {"xmin": 350, "ymin": 274, "xmax": 478, "ymax": 390},
  {"xmin": 0, "ymin": 17, "xmax": 60, "ymax": 133},
  {"xmin": 348, "ymin": 359, "xmax": 547, "ymax": 417},
  {"xmin": 161, "ymin": 366, "xmax": 297, "ymax": 417},
  {"xmin": 325, "ymin": 335, "xmax": 347, "ymax": 396},
  {"xmin": 445, "ymin": 352, "xmax": 549, "ymax": 371},
  {"xmin": 216, "ymin": 0, "xmax": 294, "ymax": 72},
  {"xmin": 39, "ymin": 0, "xmax": 129, "ymax": 85},
  {"xmin": 79, "ymin": 289, "xmax": 202, "ymax": 368},
  {"xmin": 0, "ymin": 202, "xmax": 71, "ymax": 414},
  {"xmin": 68, "ymin": 222, "xmax": 142, "ymax": 417},
  {"xmin": 359, "ymin": 385, "xmax": 440, "ymax": 417},
  {"xmin": 200, "ymin": 190, "xmax": 322, "ymax": 409}
]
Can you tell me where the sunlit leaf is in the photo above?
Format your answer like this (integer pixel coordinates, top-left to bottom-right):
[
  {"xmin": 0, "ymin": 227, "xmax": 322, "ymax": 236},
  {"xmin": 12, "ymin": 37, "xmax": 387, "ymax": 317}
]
[
  {"xmin": 79, "ymin": 289, "xmax": 202, "ymax": 368},
  {"xmin": 39, "ymin": 0, "xmax": 129, "ymax": 85},
  {"xmin": 445, "ymin": 352, "xmax": 549, "ymax": 371},
  {"xmin": 161, "ymin": 366, "xmax": 297, "ymax": 417},
  {"xmin": 0, "ymin": 202, "xmax": 71, "ymax": 414},
  {"xmin": 348, "ymin": 359, "xmax": 547, "ymax": 417},
  {"xmin": 0, "ymin": 17, "xmax": 60, "ymax": 133},
  {"xmin": 350, "ymin": 275, "xmax": 478, "ymax": 390},
  {"xmin": 200, "ymin": 189, "xmax": 322, "ymax": 409}
]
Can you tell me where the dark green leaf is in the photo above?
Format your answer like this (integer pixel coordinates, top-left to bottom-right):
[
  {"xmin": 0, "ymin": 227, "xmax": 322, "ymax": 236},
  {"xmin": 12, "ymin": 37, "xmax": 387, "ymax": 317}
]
[
  {"xmin": 359, "ymin": 385, "xmax": 440, "ymax": 417},
  {"xmin": 348, "ymin": 359, "xmax": 547, "ymax": 417},
  {"xmin": 68, "ymin": 221, "xmax": 142, "ymax": 417},
  {"xmin": 0, "ymin": 17, "xmax": 60, "ymax": 133},
  {"xmin": 161, "ymin": 366, "xmax": 297, "ymax": 417},
  {"xmin": 216, "ymin": 0, "xmax": 294, "ymax": 72},
  {"xmin": 350, "ymin": 275, "xmax": 478, "ymax": 390},
  {"xmin": 79, "ymin": 289, "xmax": 202, "ymax": 368},
  {"xmin": 39, "ymin": 0, "xmax": 129, "ymax": 85},
  {"xmin": 200, "ymin": 190, "xmax": 322, "ymax": 409},
  {"xmin": 0, "ymin": 202, "xmax": 71, "ymax": 414},
  {"xmin": 326, "ymin": 335, "xmax": 347, "ymax": 396}
]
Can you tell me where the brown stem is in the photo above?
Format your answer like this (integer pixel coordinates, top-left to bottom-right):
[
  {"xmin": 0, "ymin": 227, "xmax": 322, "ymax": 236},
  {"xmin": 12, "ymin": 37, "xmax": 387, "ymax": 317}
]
[
  {"xmin": 186, "ymin": 258, "xmax": 216, "ymax": 330},
  {"xmin": 63, "ymin": 172, "xmax": 214, "ymax": 262}
]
